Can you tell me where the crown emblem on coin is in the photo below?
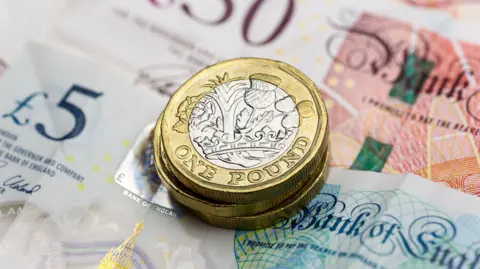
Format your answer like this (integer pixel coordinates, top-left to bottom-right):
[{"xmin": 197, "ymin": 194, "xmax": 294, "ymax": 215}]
[
  {"xmin": 98, "ymin": 221, "xmax": 144, "ymax": 269},
  {"xmin": 175, "ymin": 72, "xmax": 308, "ymax": 169}
]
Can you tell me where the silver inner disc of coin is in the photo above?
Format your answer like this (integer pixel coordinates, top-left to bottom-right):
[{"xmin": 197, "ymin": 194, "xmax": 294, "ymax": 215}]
[{"xmin": 188, "ymin": 78, "xmax": 299, "ymax": 169}]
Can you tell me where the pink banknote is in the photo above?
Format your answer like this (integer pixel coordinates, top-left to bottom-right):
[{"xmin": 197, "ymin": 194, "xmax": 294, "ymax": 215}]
[
  {"xmin": 399, "ymin": 0, "xmax": 480, "ymax": 23},
  {"xmin": 324, "ymin": 12, "xmax": 480, "ymax": 194}
]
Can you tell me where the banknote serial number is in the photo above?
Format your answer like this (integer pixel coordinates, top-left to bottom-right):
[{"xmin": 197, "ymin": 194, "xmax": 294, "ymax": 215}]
[{"xmin": 174, "ymin": 136, "xmax": 310, "ymax": 185}]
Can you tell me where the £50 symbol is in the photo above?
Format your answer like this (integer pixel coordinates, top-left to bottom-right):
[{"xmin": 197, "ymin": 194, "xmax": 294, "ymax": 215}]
[
  {"xmin": 2, "ymin": 85, "xmax": 103, "ymax": 141},
  {"xmin": 149, "ymin": 0, "xmax": 295, "ymax": 46}
]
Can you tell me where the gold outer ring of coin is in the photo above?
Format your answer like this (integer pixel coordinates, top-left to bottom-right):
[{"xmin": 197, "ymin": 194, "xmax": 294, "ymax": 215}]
[
  {"xmin": 153, "ymin": 113, "xmax": 315, "ymax": 217},
  {"xmin": 190, "ymin": 147, "xmax": 329, "ymax": 230},
  {"xmin": 160, "ymin": 57, "xmax": 329, "ymax": 204}
]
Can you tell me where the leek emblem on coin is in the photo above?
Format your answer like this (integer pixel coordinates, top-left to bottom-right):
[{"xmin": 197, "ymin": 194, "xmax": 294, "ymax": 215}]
[{"xmin": 162, "ymin": 58, "xmax": 328, "ymax": 203}]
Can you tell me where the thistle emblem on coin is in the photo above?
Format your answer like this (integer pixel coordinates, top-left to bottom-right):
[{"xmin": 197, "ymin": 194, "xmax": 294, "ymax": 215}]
[{"xmin": 173, "ymin": 72, "xmax": 314, "ymax": 169}]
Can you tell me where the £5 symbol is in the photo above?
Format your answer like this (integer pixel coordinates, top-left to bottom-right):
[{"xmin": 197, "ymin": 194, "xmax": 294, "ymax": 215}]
[
  {"xmin": 2, "ymin": 85, "xmax": 103, "ymax": 141},
  {"xmin": 116, "ymin": 173, "xmax": 125, "ymax": 182}
]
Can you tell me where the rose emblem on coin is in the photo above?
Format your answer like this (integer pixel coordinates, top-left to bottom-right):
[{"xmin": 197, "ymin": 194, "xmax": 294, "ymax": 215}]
[{"xmin": 176, "ymin": 73, "xmax": 301, "ymax": 169}]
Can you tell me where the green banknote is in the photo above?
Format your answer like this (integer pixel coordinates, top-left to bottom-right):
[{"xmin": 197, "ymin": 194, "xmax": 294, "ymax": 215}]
[{"xmin": 2, "ymin": 154, "xmax": 480, "ymax": 269}]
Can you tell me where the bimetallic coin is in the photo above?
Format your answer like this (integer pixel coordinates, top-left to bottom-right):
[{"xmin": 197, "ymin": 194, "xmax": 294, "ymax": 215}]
[
  {"xmin": 161, "ymin": 58, "xmax": 329, "ymax": 203},
  {"xmin": 191, "ymin": 148, "xmax": 329, "ymax": 230},
  {"xmin": 153, "ymin": 114, "xmax": 312, "ymax": 217}
]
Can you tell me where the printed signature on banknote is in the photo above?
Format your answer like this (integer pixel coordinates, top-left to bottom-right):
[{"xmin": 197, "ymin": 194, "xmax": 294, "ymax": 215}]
[
  {"xmin": 0, "ymin": 161, "xmax": 41, "ymax": 195},
  {"xmin": 135, "ymin": 64, "xmax": 196, "ymax": 96}
]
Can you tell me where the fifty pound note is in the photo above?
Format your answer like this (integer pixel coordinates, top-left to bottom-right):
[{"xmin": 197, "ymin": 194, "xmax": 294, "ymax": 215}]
[
  {"xmin": 0, "ymin": 42, "xmax": 168, "ymax": 239},
  {"xmin": 50, "ymin": 0, "xmax": 480, "ymax": 195},
  {"xmin": 5, "ymin": 167, "xmax": 480, "ymax": 269},
  {"xmin": 51, "ymin": 0, "xmax": 473, "ymax": 186}
]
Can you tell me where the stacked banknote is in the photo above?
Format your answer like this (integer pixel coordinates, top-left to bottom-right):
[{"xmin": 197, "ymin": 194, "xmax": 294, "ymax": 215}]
[
  {"xmin": 152, "ymin": 57, "xmax": 330, "ymax": 229},
  {"xmin": 0, "ymin": 0, "xmax": 480, "ymax": 268},
  {"xmin": 42, "ymin": 0, "xmax": 480, "ymax": 195}
]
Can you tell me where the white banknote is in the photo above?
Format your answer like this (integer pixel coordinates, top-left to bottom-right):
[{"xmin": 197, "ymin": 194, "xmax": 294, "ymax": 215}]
[
  {"xmin": 50, "ymin": 0, "xmax": 451, "ymax": 96},
  {"xmin": 2, "ymin": 160, "xmax": 480, "ymax": 269},
  {"xmin": 0, "ymin": 0, "xmax": 73, "ymax": 63},
  {"xmin": 0, "ymin": 27, "xmax": 478, "ymax": 269},
  {"xmin": 49, "ymin": 0, "xmax": 480, "ymax": 195},
  {"xmin": 0, "ymin": 42, "xmax": 168, "ymax": 239},
  {"xmin": 0, "ymin": 41, "xmax": 475, "ymax": 268}
]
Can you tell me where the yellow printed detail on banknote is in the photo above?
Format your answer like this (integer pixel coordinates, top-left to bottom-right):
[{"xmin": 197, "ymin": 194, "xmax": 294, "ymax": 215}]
[{"xmin": 98, "ymin": 221, "xmax": 144, "ymax": 269}]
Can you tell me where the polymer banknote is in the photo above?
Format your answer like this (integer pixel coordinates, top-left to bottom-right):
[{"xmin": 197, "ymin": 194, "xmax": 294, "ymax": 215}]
[
  {"xmin": 48, "ymin": 0, "xmax": 480, "ymax": 195},
  {"xmin": 0, "ymin": 0, "xmax": 70, "ymax": 63},
  {"xmin": 50, "ymin": 0, "xmax": 449, "ymax": 95},
  {"xmin": 3, "ymin": 161, "xmax": 480, "ymax": 269},
  {"xmin": 0, "ymin": 42, "xmax": 168, "ymax": 239},
  {"xmin": 0, "ymin": 6, "xmax": 479, "ymax": 267},
  {"xmin": 398, "ymin": 0, "xmax": 480, "ymax": 24}
]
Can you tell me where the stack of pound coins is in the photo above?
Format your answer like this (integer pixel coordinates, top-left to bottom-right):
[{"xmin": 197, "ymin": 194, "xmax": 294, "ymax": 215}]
[{"xmin": 152, "ymin": 58, "xmax": 329, "ymax": 230}]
